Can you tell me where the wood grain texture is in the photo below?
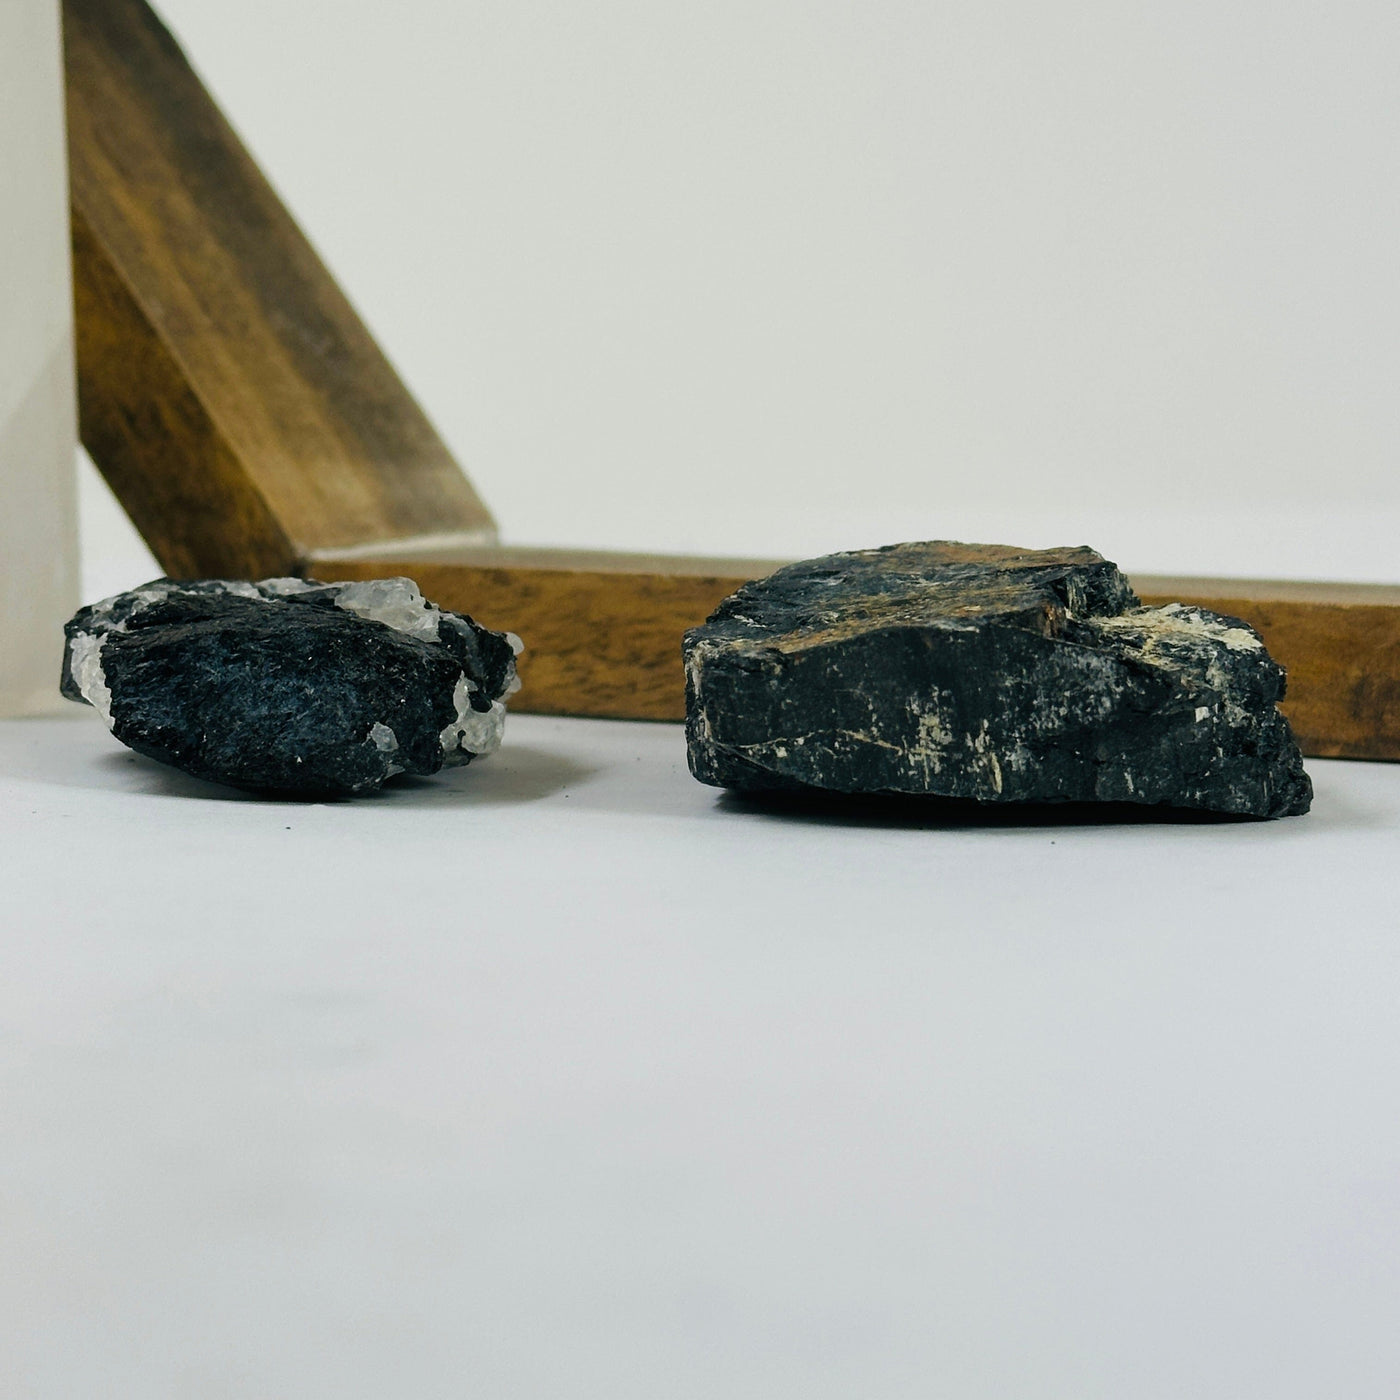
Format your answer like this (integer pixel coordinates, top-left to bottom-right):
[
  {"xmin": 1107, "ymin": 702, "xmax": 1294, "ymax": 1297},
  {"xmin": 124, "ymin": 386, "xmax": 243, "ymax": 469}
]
[
  {"xmin": 315, "ymin": 554, "xmax": 1400, "ymax": 758},
  {"xmin": 64, "ymin": 0, "xmax": 495, "ymax": 577}
]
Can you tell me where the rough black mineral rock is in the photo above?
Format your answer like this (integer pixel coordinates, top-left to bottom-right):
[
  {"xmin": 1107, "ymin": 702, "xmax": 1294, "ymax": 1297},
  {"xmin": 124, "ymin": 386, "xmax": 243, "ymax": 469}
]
[
  {"xmin": 62, "ymin": 577, "xmax": 521, "ymax": 796},
  {"xmin": 683, "ymin": 542, "xmax": 1311, "ymax": 818}
]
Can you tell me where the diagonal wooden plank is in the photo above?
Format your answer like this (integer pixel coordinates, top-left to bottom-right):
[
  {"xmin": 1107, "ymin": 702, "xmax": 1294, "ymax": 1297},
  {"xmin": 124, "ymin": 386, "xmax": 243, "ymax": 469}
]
[
  {"xmin": 66, "ymin": 0, "xmax": 1400, "ymax": 759},
  {"xmin": 64, "ymin": 0, "xmax": 496, "ymax": 579}
]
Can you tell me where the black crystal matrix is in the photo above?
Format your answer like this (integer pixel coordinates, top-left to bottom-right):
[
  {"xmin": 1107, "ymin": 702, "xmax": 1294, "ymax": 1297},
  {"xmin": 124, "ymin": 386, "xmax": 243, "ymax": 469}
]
[
  {"xmin": 62, "ymin": 577, "xmax": 521, "ymax": 796},
  {"xmin": 683, "ymin": 542, "xmax": 1311, "ymax": 818}
]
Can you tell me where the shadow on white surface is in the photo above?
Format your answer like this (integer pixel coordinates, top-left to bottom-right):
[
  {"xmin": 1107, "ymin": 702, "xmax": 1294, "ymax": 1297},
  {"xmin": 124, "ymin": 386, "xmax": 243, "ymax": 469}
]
[
  {"xmin": 719, "ymin": 789, "xmax": 1261, "ymax": 830},
  {"xmin": 720, "ymin": 761, "xmax": 1392, "ymax": 836},
  {"xmin": 58, "ymin": 738, "xmax": 599, "ymax": 808},
  {"xmin": 373, "ymin": 744, "xmax": 599, "ymax": 808}
]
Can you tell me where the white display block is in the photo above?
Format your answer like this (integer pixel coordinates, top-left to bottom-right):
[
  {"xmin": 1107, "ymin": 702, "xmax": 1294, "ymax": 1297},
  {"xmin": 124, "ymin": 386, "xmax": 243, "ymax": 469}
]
[{"xmin": 0, "ymin": 0, "xmax": 78, "ymax": 716}]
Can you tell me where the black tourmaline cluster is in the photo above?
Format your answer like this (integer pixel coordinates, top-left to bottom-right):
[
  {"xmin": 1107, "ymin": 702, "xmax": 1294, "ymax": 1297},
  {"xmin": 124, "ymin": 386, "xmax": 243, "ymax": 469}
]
[
  {"xmin": 683, "ymin": 542, "xmax": 1311, "ymax": 818},
  {"xmin": 62, "ymin": 577, "xmax": 520, "ymax": 797}
]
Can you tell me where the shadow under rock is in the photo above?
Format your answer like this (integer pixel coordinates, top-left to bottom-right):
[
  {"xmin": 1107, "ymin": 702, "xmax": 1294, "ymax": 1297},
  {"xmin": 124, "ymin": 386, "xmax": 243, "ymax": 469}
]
[
  {"xmin": 717, "ymin": 787, "xmax": 1267, "ymax": 831},
  {"xmin": 367, "ymin": 744, "xmax": 598, "ymax": 808},
  {"xmin": 92, "ymin": 749, "xmax": 262, "ymax": 802},
  {"xmin": 89, "ymin": 743, "xmax": 596, "ymax": 807}
]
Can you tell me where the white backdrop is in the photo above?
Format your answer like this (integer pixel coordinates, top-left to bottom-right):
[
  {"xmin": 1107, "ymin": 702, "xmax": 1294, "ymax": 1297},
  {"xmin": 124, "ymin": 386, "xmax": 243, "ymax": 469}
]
[{"xmin": 83, "ymin": 0, "xmax": 1400, "ymax": 596}]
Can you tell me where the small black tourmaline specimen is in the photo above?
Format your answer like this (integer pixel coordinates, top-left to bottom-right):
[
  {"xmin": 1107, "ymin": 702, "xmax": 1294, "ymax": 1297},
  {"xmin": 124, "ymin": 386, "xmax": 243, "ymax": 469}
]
[
  {"xmin": 683, "ymin": 542, "xmax": 1311, "ymax": 818},
  {"xmin": 62, "ymin": 577, "xmax": 521, "ymax": 796}
]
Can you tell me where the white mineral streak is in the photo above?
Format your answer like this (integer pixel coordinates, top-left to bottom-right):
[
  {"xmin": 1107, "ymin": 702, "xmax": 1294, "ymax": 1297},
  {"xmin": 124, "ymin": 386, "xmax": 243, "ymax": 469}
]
[
  {"xmin": 439, "ymin": 674, "xmax": 508, "ymax": 762},
  {"xmin": 1097, "ymin": 602, "xmax": 1263, "ymax": 655},
  {"xmin": 68, "ymin": 631, "xmax": 114, "ymax": 727},
  {"xmin": 967, "ymin": 717, "xmax": 1004, "ymax": 793},
  {"xmin": 684, "ymin": 647, "xmax": 717, "ymax": 749},
  {"xmin": 332, "ymin": 577, "xmax": 441, "ymax": 641},
  {"xmin": 1095, "ymin": 603, "xmax": 1262, "ymax": 736},
  {"xmin": 256, "ymin": 577, "xmax": 317, "ymax": 597},
  {"xmin": 915, "ymin": 708, "xmax": 953, "ymax": 748}
]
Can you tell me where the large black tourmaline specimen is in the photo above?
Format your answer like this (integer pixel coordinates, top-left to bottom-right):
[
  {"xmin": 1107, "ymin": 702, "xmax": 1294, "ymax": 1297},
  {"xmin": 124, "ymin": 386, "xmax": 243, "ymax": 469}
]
[
  {"xmin": 62, "ymin": 577, "xmax": 521, "ymax": 796},
  {"xmin": 683, "ymin": 542, "xmax": 1311, "ymax": 818}
]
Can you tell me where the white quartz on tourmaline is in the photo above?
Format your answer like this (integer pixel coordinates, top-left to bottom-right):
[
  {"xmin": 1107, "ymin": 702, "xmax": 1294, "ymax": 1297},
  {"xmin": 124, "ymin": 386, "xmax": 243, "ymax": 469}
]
[
  {"xmin": 68, "ymin": 630, "xmax": 114, "ymax": 726},
  {"xmin": 368, "ymin": 720, "xmax": 405, "ymax": 777},
  {"xmin": 439, "ymin": 676, "xmax": 508, "ymax": 762},
  {"xmin": 331, "ymin": 578, "xmax": 443, "ymax": 641},
  {"xmin": 256, "ymin": 577, "xmax": 317, "ymax": 597},
  {"xmin": 261, "ymin": 575, "xmax": 447, "ymax": 642},
  {"xmin": 65, "ymin": 577, "xmax": 520, "ymax": 788}
]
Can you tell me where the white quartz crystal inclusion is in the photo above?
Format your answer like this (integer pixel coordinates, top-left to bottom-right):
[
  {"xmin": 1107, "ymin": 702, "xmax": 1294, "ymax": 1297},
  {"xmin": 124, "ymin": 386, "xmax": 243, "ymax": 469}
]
[
  {"xmin": 368, "ymin": 720, "xmax": 405, "ymax": 778},
  {"xmin": 439, "ymin": 676, "xmax": 508, "ymax": 762},
  {"xmin": 68, "ymin": 630, "xmax": 114, "ymax": 726},
  {"xmin": 331, "ymin": 577, "xmax": 442, "ymax": 640}
]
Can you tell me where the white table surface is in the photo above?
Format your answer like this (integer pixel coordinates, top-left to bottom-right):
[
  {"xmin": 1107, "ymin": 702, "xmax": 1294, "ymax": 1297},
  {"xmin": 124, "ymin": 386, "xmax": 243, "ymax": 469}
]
[{"xmin": 3, "ymin": 708, "xmax": 1398, "ymax": 1398}]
